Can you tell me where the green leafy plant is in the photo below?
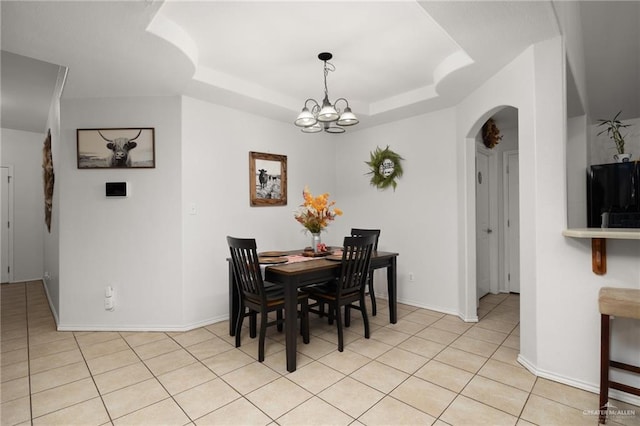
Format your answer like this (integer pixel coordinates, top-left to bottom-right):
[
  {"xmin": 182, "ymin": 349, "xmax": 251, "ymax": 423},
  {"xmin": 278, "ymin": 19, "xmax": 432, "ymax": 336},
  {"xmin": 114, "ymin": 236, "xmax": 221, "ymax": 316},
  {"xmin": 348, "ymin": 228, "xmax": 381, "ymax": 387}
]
[
  {"xmin": 365, "ymin": 146, "xmax": 404, "ymax": 191},
  {"xmin": 597, "ymin": 111, "xmax": 630, "ymax": 154}
]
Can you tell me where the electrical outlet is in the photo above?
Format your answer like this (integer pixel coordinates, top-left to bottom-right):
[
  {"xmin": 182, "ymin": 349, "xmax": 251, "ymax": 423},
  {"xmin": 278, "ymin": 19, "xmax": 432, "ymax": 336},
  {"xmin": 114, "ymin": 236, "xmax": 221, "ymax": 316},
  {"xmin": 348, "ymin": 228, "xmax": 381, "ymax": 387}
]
[
  {"xmin": 104, "ymin": 286, "xmax": 115, "ymax": 311},
  {"xmin": 104, "ymin": 298, "xmax": 114, "ymax": 311}
]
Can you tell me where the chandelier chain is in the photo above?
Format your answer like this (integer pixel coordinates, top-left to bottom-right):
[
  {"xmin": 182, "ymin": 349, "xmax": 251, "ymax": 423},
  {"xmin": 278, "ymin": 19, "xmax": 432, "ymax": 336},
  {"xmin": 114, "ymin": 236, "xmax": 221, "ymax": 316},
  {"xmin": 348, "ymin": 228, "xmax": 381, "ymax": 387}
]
[{"xmin": 323, "ymin": 61, "xmax": 335, "ymax": 100}]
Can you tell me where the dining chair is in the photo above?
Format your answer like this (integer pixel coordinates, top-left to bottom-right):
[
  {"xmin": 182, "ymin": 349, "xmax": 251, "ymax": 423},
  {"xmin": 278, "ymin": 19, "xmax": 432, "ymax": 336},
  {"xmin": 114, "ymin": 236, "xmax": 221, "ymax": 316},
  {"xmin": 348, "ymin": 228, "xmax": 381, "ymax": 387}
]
[
  {"xmin": 307, "ymin": 234, "xmax": 376, "ymax": 352},
  {"xmin": 227, "ymin": 236, "xmax": 310, "ymax": 362},
  {"xmin": 350, "ymin": 228, "xmax": 381, "ymax": 316}
]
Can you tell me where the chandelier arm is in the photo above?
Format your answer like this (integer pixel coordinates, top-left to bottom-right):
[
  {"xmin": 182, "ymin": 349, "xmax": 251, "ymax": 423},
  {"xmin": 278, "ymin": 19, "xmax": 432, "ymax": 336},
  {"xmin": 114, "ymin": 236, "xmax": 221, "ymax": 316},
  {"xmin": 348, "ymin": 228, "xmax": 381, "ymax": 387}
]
[
  {"xmin": 304, "ymin": 99, "xmax": 320, "ymax": 110},
  {"xmin": 334, "ymin": 98, "xmax": 350, "ymax": 114}
]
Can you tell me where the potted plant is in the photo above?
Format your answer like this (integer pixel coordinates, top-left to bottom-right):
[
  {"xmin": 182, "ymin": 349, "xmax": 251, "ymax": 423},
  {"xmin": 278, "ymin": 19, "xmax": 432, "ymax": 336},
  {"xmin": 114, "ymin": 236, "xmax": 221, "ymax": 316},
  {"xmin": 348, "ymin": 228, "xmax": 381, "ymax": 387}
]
[{"xmin": 597, "ymin": 111, "xmax": 632, "ymax": 162}]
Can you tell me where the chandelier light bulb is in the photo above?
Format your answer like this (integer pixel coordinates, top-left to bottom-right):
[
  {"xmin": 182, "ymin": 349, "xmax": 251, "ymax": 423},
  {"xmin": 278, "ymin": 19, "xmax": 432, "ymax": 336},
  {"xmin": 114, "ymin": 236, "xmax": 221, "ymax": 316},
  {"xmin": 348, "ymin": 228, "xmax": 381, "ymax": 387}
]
[
  {"xmin": 337, "ymin": 106, "xmax": 359, "ymax": 126},
  {"xmin": 325, "ymin": 125, "xmax": 346, "ymax": 134},
  {"xmin": 318, "ymin": 97, "xmax": 339, "ymax": 122},
  {"xmin": 301, "ymin": 123, "xmax": 322, "ymax": 133},
  {"xmin": 295, "ymin": 107, "xmax": 317, "ymax": 127}
]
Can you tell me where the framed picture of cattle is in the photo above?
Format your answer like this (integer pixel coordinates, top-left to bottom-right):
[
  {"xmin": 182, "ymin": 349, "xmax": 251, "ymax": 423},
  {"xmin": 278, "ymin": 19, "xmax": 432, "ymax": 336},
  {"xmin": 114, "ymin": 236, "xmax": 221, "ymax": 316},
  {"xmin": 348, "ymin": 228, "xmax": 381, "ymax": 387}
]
[
  {"xmin": 77, "ymin": 128, "xmax": 155, "ymax": 169},
  {"xmin": 249, "ymin": 151, "xmax": 287, "ymax": 206}
]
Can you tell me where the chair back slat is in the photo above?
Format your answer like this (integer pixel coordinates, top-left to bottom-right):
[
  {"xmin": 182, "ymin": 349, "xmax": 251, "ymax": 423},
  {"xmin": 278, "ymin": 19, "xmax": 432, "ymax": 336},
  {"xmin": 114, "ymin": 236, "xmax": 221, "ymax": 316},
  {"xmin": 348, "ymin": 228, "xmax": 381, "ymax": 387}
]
[
  {"xmin": 337, "ymin": 235, "xmax": 376, "ymax": 297},
  {"xmin": 350, "ymin": 228, "xmax": 380, "ymax": 250},
  {"xmin": 227, "ymin": 236, "xmax": 265, "ymax": 301}
]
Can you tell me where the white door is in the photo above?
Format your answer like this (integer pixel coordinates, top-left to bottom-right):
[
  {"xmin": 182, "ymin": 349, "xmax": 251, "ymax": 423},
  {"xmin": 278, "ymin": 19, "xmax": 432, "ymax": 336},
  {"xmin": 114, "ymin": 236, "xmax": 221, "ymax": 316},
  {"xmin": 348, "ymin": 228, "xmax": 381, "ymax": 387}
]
[
  {"xmin": 476, "ymin": 151, "xmax": 491, "ymax": 300},
  {"xmin": 1, "ymin": 166, "xmax": 13, "ymax": 283},
  {"xmin": 506, "ymin": 152, "xmax": 520, "ymax": 293}
]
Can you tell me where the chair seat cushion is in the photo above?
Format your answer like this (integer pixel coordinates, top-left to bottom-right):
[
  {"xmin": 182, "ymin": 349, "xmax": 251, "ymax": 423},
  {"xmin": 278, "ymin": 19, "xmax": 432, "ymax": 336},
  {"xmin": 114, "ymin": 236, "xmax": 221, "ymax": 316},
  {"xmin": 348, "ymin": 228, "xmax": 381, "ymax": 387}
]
[
  {"xmin": 599, "ymin": 287, "xmax": 640, "ymax": 319},
  {"xmin": 245, "ymin": 284, "xmax": 307, "ymax": 307},
  {"xmin": 306, "ymin": 281, "xmax": 359, "ymax": 301}
]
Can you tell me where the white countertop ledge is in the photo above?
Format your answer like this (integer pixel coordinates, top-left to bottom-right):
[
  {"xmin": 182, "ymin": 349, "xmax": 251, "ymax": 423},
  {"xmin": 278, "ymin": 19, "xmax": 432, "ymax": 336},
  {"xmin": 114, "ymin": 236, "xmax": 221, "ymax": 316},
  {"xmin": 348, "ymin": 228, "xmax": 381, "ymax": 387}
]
[{"xmin": 563, "ymin": 228, "xmax": 640, "ymax": 240}]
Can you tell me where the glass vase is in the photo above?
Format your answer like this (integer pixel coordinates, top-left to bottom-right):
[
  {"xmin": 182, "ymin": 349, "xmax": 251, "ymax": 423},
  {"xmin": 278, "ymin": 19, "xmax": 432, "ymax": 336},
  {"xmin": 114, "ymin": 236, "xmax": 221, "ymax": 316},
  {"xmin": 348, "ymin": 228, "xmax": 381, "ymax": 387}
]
[{"xmin": 311, "ymin": 233, "xmax": 321, "ymax": 253}]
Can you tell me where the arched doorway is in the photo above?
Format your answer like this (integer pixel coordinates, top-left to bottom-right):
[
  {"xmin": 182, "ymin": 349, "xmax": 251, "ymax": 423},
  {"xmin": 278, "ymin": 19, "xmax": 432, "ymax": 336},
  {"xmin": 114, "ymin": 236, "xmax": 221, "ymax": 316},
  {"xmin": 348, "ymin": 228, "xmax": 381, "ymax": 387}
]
[{"xmin": 462, "ymin": 106, "xmax": 520, "ymax": 320}]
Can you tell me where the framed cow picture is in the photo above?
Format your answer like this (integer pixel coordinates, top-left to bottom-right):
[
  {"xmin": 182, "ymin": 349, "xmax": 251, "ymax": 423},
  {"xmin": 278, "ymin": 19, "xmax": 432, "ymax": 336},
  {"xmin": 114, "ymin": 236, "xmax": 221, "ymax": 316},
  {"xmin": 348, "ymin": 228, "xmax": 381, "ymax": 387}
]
[
  {"xmin": 249, "ymin": 151, "xmax": 287, "ymax": 206},
  {"xmin": 77, "ymin": 128, "xmax": 155, "ymax": 169}
]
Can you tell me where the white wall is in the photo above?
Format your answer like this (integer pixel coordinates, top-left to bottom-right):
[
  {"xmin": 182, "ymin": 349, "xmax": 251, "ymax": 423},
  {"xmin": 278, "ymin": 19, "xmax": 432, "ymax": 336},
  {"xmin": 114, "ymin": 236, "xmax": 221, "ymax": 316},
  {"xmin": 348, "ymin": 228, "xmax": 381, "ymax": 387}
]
[
  {"xmin": 334, "ymin": 108, "xmax": 460, "ymax": 314},
  {"xmin": 555, "ymin": 3, "xmax": 640, "ymax": 397},
  {"xmin": 566, "ymin": 115, "xmax": 588, "ymax": 228},
  {"xmin": 58, "ymin": 96, "xmax": 184, "ymax": 330},
  {"xmin": 181, "ymin": 96, "xmax": 337, "ymax": 327},
  {"xmin": 55, "ymin": 94, "xmax": 340, "ymax": 330},
  {"xmin": 331, "ymin": 36, "xmax": 639, "ymax": 403},
  {"xmin": 455, "ymin": 36, "xmax": 640, "ymax": 401},
  {"xmin": 456, "ymin": 44, "xmax": 538, "ymax": 335},
  {"xmin": 43, "ymin": 71, "xmax": 64, "ymax": 321},
  {"xmin": 0, "ymin": 128, "xmax": 45, "ymax": 282},
  {"xmin": 552, "ymin": 1, "xmax": 588, "ymax": 116}
]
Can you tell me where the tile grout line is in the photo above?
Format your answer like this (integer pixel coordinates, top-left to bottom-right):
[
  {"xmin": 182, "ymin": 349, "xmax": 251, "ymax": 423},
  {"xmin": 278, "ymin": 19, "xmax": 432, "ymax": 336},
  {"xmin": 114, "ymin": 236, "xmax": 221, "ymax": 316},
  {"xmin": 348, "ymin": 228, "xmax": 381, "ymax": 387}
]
[
  {"xmin": 399, "ymin": 297, "xmax": 506, "ymax": 424},
  {"xmin": 12, "ymin": 283, "xmax": 595, "ymax": 426},
  {"xmin": 23, "ymin": 282, "xmax": 35, "ymax": 425},
  {"xmin": 433, "ymin": 295, "xmax": 523, "ymax": 424},
  {"xmin": 292, "ymin": 295, "xmax": 520, "ymax": 424},
  {"xmin": 277, "ymin": 297, "xmax": 519, "ymax": 424},
  {"xmin": 72, "ymin": 330, "xmax": 115, "ymax": 425},
  {"xmin": 162, "ymin": 327, "xmax": 238, "ymax": 423}
]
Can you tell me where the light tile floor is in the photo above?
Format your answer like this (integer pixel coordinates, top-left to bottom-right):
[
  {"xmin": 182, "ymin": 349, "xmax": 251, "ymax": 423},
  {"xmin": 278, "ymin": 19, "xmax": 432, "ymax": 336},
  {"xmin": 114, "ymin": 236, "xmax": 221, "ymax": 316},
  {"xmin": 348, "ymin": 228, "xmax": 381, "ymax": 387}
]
[{"xmin": 2, "ymin": 281, "xmax": 639, "ymax": 425}]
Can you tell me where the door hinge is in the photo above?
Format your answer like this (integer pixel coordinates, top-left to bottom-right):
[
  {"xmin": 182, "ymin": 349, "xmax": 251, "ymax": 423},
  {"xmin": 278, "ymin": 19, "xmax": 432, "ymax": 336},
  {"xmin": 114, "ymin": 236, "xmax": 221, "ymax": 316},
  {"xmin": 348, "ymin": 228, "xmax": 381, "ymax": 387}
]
[
  {"xmin": 7, "ymin": 176, "xmax": 11, "ymax": 183},
  {"xmin": 508, "ymin": 273, "xmax": 511, "ymax": 281},
  {"xmin": 507, "ymin": 219, "xmax": 510, "ymax": 227}
]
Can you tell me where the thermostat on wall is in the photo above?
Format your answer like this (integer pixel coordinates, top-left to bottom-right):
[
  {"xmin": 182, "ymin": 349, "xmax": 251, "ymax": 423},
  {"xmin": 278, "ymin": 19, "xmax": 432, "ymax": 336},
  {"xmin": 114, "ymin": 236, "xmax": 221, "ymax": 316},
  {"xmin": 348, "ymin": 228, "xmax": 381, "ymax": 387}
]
[{"xmin": 105, "ymin": 182, "xmax": 129, "ymax": 197}]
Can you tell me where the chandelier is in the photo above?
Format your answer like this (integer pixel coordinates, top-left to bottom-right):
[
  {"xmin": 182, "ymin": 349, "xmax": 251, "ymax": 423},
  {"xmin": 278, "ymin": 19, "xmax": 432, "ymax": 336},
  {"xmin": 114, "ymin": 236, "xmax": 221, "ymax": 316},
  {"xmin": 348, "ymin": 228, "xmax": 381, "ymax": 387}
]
[{"xmin": 294, "ymin": 52, "xmax": 359, "ymax": 134}]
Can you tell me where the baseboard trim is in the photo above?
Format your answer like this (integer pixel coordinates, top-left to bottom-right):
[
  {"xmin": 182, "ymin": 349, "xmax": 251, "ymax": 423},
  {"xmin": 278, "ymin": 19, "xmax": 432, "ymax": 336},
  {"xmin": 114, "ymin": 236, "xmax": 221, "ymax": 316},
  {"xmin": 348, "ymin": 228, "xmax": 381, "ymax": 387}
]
[
  {"xmin": 518, "ymin": 354, "xmax": 640, "ymax": 407},
  {"xmin": 374, "ymin": 294, "xmax": 478, "ymax": 323},
  {"xmin": 56, "ymin": 314, "xmax": 229, "ymax": 333},
  {"xmin": 41, "ymin": 278, "xmax": 60, "ymax": 326}
]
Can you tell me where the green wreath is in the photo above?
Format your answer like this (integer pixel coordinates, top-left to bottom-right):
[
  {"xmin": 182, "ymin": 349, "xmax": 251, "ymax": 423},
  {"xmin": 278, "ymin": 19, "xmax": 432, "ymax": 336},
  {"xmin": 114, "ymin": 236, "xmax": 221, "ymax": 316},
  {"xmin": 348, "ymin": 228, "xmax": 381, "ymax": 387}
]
[{"xmin": 365, "ymin": 145, "xmax": 404, "ymax": 190}]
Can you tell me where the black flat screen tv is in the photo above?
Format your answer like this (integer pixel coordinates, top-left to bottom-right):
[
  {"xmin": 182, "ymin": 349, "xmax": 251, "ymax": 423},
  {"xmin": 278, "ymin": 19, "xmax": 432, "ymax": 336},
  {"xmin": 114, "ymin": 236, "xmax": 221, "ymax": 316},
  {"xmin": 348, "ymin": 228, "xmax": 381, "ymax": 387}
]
[{"xmin": 587, "ymin": 162, "xmax": 640, "ymax": 228}]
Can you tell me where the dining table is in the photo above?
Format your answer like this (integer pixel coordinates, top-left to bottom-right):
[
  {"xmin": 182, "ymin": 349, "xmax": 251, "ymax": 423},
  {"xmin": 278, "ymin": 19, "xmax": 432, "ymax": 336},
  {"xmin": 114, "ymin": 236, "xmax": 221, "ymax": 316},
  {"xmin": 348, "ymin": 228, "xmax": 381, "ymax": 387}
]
[{"xmin": 228, "ymin": 249, "xmax": 399, "ymax": 372}]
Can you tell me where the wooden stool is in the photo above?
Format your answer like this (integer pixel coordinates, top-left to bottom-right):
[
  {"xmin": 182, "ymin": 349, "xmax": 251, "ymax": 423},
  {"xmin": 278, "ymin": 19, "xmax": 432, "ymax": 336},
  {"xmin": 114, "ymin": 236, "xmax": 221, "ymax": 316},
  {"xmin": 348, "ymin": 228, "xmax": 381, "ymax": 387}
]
[{"xmin": 598, "ymin": 287, "xmax": 640, "ymax": 424}]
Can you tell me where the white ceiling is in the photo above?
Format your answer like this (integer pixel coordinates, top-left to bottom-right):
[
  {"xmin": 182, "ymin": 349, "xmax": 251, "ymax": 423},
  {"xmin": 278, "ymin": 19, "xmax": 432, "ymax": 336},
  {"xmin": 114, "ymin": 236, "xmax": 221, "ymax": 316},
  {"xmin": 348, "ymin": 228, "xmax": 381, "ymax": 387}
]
[{"xmin": 1, "ymin": 1, "xmax": 638, "ymax": 134}]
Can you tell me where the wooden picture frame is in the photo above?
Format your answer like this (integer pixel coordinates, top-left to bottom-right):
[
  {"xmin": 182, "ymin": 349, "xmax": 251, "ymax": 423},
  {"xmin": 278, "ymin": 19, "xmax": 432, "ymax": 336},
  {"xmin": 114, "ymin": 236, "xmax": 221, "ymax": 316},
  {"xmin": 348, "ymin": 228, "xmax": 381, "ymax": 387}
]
[
  {"xmin": 249, "ymin": 151, "xmax": 287, "ymax": 206},
  {"xmin": 77, "ymin": 128, "xmax": 155, "ymax": 169},
  {"xmin": 43, "ymin": 129, "xmax": 54, "ymax": 233}
]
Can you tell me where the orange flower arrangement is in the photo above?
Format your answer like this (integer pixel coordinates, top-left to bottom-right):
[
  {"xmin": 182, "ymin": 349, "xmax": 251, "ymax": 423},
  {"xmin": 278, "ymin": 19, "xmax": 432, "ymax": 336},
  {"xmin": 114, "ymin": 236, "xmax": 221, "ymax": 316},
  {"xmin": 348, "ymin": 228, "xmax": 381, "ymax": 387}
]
[{"xmin": 294, "ymin": 186, "xmax": 342, "ymax": 233}]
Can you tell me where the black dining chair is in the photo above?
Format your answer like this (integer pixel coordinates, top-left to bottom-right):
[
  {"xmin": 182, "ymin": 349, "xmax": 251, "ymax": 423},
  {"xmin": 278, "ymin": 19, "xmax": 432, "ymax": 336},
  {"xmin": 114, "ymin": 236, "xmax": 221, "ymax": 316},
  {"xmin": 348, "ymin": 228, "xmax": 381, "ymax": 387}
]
[
  {"xmin": 307, "ymin": 235, "xmax": 376, "ymax": 352},
  {"xmin": 227, "ymin": 236, "xmax": 310, "ymax": 362},
  {"xmin": 350, "ymin": 228, "xmax": 381, "ymax": 316}
]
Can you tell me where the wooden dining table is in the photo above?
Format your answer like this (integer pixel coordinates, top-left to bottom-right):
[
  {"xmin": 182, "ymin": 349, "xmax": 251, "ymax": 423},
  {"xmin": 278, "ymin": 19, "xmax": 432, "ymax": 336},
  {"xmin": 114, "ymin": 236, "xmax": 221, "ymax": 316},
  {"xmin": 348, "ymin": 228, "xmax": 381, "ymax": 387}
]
[{"xmin": 228, "ymin": 250, "xmax": 399, "ymax": 372}]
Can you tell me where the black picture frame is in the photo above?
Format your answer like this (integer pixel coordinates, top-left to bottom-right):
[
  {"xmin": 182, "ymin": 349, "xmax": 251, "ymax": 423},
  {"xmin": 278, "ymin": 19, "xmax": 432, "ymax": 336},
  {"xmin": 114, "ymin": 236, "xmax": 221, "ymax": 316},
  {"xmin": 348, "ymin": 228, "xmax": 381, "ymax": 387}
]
[{"xmin": 77, "ymin": 128, "xmax": 155, "ymax": 169}]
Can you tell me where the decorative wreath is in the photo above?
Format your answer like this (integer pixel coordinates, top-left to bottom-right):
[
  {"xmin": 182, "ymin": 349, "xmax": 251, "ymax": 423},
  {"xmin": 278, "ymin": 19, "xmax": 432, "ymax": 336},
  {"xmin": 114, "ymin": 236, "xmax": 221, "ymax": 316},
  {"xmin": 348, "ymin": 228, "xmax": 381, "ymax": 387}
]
[
  {"xmin": 365, "ymin": 145, "xmax": 404, "ymax": 191},
  {"xmin": 482, "ymin": 118, "xmax": 503, "ymax": 149}
]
